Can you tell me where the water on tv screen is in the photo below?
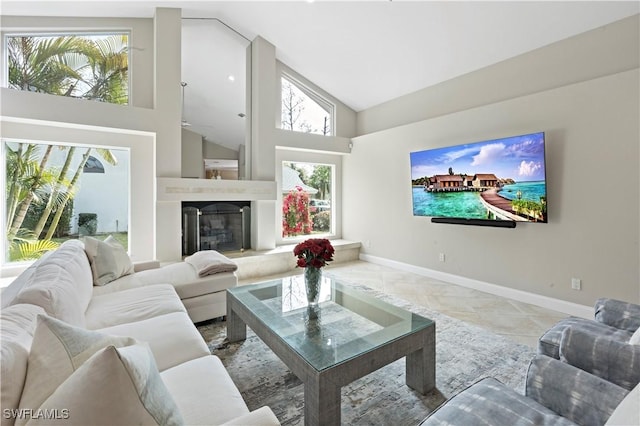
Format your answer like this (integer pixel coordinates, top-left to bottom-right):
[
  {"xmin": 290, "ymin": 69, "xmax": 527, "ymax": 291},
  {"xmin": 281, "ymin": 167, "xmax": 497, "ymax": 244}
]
[{"xmin": 410, "ymin": 132, "xmax": 547, "ymax": 223}]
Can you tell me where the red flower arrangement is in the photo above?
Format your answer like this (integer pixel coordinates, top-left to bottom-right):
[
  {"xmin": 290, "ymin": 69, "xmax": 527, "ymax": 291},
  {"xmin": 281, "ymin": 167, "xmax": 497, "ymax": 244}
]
[{"xmin": 293, "ymin": 238, "xmax": 335, "ymax": 269}]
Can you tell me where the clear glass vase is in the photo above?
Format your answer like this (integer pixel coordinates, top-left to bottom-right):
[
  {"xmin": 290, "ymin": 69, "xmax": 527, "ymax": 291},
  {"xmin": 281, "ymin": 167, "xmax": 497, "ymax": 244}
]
[{"xmin": 304, "ymin": 267, "xmax": 322, "ymax": 306}]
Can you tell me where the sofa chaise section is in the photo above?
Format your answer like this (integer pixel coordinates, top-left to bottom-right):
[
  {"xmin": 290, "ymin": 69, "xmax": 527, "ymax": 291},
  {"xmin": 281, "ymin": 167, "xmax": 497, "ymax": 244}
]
[{"xmin": 91, "ymin": 256, "xmax": 238, "ymax": 323}]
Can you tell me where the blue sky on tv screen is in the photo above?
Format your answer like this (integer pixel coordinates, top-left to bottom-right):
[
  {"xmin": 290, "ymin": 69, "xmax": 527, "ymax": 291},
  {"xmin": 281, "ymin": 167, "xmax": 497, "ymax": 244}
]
[{"xmin": 410, "ymin": 132, "xmax": 546, "ymax": 182}]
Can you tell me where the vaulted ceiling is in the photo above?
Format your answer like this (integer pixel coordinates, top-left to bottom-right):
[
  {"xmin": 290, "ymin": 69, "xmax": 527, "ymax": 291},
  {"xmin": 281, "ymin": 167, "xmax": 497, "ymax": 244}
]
[{"xmin": 2, "ymin": 1, "xmax": 638, "ymax": 150}]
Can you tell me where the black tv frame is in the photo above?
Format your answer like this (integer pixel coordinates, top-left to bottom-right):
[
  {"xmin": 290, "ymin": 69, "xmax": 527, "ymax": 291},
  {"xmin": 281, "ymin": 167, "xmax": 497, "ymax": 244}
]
[{"xmin": 431, "ymin": 217, "xmax": 517, "ymax": 228}]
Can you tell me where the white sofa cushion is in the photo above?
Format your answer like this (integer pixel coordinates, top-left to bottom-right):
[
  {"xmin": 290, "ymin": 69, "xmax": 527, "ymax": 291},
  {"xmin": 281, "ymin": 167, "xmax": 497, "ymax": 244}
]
[
  {"xmin": 98, "ymin": 311, "xmax": 210, "ymax": 371},
  {"xmin": 220, "ymin": 407, "xmax": 281, "ymax": 426},
  {"xmin": 84, "ymin": 284, "xmax": 185, "ymax": 329},
  {"xmin": 17, "ymin": 315, "xmax": 137, "ymax": 425},
  {"xmin": 91, "ymin": 272, "xmax": 145, "ymax": 296},
  {"xmin": 606, "ymin": 383, "xmax": 640, "ymax": 425},
  {"xmin": 0, "ymin": 304, "xmax": 44, "ymax": 346},
  {"xmin": 136, "ymin": 262, "xmax": 237, "ymax": 298},
  {"xmin": 161, "ymin": 355, "xmax": 250, "ymax": 425},
  {"xmin": 83, "ymin": 235, "xmax": 134, "ymax": 286},
  {"xmin": 0, "ymin": 304, "xmax": 45, "ymax": 426},
  {"xmin": 11, "ymin": 240, "xmax": 93, "ymax": 327},
  {"xmin": 172, "ymin": 271, "xmax": 237, "ymax": 300},
  {"xmin": 29, "ymin": 344, "xmax": 183, "ymax": 426},
  {"xmin": 0, "ymin": 252, "xmax": 53, "ymax": 309},
  {"xmin": 105, "ymin": 261, "xmax": 235, "ymax": 297}
]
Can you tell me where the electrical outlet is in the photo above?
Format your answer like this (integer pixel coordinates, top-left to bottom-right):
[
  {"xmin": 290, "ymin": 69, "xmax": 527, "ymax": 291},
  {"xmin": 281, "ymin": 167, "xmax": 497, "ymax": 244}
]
[
  {"xmin": 571, "ymin": 278, "xmax": 581, "ymax": 290},
  {"xmin": 364, "ymin": 240, "xmax": 371, "ymax": 248},
  {"xmin": 439, "ymin": 253, "xmax": 445, "ymax": 262}
]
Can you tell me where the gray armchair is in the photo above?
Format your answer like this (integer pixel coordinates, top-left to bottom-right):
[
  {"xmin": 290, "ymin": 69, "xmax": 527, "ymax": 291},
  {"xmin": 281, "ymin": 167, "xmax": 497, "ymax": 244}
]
[
  {"xmin": 420, "ymin": 355, "xmax": 632, "ymax": 426},
  {"xmin": 538, "ymin": 298, "xmax": 640, "ymax": 391}
]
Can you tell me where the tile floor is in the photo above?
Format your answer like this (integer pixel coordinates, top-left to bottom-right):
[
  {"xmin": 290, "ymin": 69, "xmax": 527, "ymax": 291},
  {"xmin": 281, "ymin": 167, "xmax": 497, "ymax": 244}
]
[{"xmin": 239, "ymin": 259, "xmax": 569, "ymax": 348}]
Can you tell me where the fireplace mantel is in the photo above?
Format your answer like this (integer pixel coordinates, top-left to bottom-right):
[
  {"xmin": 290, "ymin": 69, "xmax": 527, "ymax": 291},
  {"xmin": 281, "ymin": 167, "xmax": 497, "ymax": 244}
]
[{"xmin": 157, "ymin": 178, "xmax": 277, "ymax": 202}]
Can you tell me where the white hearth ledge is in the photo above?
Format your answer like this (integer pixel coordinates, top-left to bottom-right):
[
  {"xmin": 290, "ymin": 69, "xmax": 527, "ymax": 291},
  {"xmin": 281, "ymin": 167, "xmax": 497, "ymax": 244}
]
[{"xmin": 157, "ymin": 178, "xmax": 277, "ymax": 202}]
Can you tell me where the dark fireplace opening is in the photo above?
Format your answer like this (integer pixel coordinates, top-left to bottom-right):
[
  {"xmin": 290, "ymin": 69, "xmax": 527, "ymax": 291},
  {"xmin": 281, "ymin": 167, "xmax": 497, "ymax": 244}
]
[{"xmin": 182, "ymin": 201, "xmax": 251, "ymax": 256}]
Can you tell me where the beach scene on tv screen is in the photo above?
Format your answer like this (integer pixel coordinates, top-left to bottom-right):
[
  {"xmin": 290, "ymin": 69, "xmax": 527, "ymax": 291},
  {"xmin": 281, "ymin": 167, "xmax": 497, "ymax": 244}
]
[{"xmin": 410, "ymin": 132, "xmax": 547, "ymax": 223}]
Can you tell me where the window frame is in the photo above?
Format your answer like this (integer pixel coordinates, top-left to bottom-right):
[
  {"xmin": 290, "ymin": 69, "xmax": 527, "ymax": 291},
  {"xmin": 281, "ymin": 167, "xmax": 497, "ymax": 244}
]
[
  {"xmin": 2, "ymin": 135, "xmax": 133, "ymax": 269},
  {"xmin": 279, "ymin": 159, "xmax": 337, "ymax": 244},
  {"xmin": 2, "ymin": 30, "xmax": 132, "ymax": 105},
  {"xmin": 280, "ymin": 72, "xmax": 335, "ymax": 137}
]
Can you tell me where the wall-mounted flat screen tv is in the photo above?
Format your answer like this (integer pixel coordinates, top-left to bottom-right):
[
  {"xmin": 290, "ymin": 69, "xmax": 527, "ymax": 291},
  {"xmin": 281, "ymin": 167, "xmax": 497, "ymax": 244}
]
[{"xmin": 410, "ymin": 132, "xmax": 547, "ymax": 223}]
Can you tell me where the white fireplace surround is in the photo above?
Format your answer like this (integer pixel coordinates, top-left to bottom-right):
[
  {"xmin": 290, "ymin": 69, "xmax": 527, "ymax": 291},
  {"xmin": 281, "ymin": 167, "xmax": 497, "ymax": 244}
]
[{"xmin": 157, "ymin": 177, "xmax": 277, "ymax": 202}]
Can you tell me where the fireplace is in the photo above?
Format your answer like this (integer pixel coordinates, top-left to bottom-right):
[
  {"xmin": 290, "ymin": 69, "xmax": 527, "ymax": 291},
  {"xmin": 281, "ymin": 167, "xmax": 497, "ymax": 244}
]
[{"xmin": 182, "ymin": 201, "xmax": 251, "ymax": 255}]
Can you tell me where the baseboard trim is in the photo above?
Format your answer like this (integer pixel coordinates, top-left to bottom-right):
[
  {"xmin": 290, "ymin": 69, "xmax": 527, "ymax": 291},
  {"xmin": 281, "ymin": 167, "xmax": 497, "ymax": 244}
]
[{"xmin": 360, "ymin": 254, "xmax": 592, "ymax": 319}]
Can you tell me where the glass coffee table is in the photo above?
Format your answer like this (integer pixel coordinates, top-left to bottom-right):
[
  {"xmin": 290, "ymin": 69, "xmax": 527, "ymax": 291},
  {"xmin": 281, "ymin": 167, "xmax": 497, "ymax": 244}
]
[{"xmin": 226, "ymin": 275, "xmax": 436, "ymax": 426}]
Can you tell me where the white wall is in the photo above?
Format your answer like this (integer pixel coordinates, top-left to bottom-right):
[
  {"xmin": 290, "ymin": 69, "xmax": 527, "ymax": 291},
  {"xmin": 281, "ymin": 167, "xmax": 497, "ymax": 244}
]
[
  {"xmin": 66, "ymin": 149, "xmax": 130, "ymax": 235},
  {"xmin": 181, "ymin": 128, "xmax": 204, "ymax": 178},
  {"xmin": 357, "ymin": 15, "xmax": 640, "ymax": 136},
  {"xmin": 344, "ymin": 16, "xmax": 639, "ymax": 305}
]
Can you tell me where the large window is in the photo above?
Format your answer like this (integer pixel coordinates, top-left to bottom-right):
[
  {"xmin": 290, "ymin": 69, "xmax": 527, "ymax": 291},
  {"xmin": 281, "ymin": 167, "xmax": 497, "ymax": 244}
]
[
  {"xmin": 5, "ymin": 33, "xmax": 129, "ymax": 104},
  {"xmin": 282, "ymin": 161, "xmax": 333, "ymax": 238},
  {"xmin": 280, "ymin": 75, "xmax": 334, "ymax": 136},
  {"xmin": 4, "ymin": 140, "xmax": 129, "ymax": 263}
]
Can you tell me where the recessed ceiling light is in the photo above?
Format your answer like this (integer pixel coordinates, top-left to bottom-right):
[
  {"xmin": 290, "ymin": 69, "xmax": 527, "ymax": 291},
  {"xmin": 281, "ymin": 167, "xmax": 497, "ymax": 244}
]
[{"xmin": 228, "ymin": 75, "xmax": 235, "ymax": 82}]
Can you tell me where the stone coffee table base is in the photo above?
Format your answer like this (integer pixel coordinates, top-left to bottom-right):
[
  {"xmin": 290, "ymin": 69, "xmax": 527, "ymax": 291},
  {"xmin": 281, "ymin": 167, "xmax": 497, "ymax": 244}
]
[{"xmin": 227, "ymin": 291, "xmax": 435, "ymax": 426}]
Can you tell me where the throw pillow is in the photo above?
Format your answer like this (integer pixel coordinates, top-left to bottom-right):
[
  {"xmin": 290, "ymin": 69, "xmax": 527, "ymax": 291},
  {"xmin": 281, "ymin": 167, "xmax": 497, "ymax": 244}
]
[
  {"xmin": 12, "ymin": 240, "xmax": 93, "ymax": 328},
  {"xmin": 630, "ymin": 327, "xmax": 640, "ymax": 345},
  {"xmin": 27, "ymin": 344, "xmax": 184, "ymax": 426},
  {"xmin": 83, "ymin": 235, "xmax": 134, "ymax": 286},
  {"xmin": 16, "ymin": 315, "xmax": 137, "ymax": 425}
]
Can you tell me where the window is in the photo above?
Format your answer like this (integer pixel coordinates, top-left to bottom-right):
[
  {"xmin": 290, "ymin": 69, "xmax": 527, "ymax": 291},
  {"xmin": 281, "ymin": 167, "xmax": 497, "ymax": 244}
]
[
  {"xmin": 282, "ymin": 161, "xmax": 333, "ymax": 238},
  {"xmin": 280, "ymin": 75, "xmax": 334, "ymax": 136},
  {"xmin": 83, "ymin": 156, "xmax": 105, "ymax": 173},
  {"xmin": 4, "ymin": 140, "xmax": 129, "ymax": 263},
  {"xmin": 5, "ymin": 33, "xmax": 129, "ymax": 104}
]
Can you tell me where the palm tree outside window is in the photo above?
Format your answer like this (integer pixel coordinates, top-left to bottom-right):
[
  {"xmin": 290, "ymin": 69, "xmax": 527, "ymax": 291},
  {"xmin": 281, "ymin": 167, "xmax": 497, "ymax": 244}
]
[
  {"xmin": 4, "ymin": 140, "xmax": 129, "ymax": 263},
  {"xmin": 5, "ymin": 32, "xmax": 129, "ymax": 104}
]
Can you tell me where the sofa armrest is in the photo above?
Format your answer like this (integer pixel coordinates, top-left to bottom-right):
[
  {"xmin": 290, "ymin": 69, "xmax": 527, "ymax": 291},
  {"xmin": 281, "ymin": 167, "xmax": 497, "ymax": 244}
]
[
  {"xmin": 526, "ymin": 355, "xmax": 628, "ymax": 426},
  {"xmin": 595, "ymin": 298, "xmax": 640, "ymax": 332},
  {"xmin": 560, "ymin": 326, "xmax": 640, "ymax": 390},
  {"xmin": 220, "ymin": 406, "xmax": 280, "ymax": 426},
  {"xmin": 133, "ymin": 260, "xmax": 161, "ymax": 273}
]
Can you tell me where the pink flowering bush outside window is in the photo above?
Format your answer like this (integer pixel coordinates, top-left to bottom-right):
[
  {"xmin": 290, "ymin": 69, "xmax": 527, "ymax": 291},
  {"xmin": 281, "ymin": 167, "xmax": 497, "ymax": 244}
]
[{"xmin": 282, "ymin": 186, "xmax": 312, "ymax": 237}]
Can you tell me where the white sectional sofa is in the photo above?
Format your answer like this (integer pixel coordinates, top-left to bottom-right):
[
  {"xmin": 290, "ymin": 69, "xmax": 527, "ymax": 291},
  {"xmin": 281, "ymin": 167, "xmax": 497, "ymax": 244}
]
[{"xmin": 0, "ymin": 239, "xmax": 279, "ymax": 426}]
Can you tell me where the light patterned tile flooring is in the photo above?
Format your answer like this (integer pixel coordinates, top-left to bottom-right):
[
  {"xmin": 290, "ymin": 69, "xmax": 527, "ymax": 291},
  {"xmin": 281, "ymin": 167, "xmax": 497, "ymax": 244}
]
[{"xmin": 240, "ymin": 260, "xmax": 569, "ymax": 348}]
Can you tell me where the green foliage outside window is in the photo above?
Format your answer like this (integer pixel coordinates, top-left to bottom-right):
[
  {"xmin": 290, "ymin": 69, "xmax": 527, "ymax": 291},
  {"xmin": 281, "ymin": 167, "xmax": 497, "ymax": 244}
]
[{"xmin": 7, "ymin": 34, "xmax": 129, "ymax": 104}]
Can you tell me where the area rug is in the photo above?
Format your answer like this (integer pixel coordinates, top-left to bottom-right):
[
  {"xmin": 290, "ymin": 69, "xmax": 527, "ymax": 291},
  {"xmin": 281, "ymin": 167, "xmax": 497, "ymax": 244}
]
[{"xmin": 197, "ymin": 280, "xmax": 536, "ymax": 425}]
